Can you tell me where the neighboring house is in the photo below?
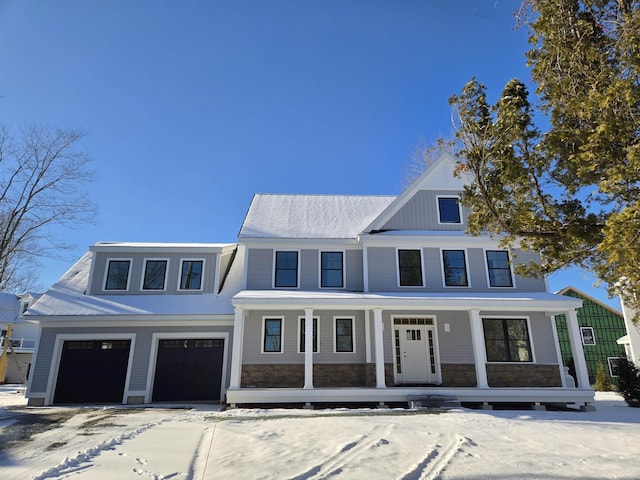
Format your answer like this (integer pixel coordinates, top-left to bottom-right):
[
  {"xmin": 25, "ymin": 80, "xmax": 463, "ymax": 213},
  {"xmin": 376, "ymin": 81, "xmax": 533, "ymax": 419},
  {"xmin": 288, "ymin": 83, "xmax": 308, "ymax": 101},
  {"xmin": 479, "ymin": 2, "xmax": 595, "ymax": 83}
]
[
  {"xmin": 25, "ymin": 154, "xmax": 594, "ymax": 409},
  {"xmin": 555, "ymin": 286, "xmax": 627, "ymax": 385},
  {"xmin": 0, "ymin": 292, "xmax": 40, "ymax": 383}
]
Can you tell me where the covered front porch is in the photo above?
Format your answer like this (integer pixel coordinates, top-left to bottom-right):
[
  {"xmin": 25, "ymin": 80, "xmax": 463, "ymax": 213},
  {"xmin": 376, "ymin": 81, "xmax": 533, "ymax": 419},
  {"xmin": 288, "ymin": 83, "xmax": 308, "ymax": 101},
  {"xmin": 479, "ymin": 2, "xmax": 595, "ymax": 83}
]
[{"xmin": 227, "ymin": 290, "xmax": 594, "ymax": 409}]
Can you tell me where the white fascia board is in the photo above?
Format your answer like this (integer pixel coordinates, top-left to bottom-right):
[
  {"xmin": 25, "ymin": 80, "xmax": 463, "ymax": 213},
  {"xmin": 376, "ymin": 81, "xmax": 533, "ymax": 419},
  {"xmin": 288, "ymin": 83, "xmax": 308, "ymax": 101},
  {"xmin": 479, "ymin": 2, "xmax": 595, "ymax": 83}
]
[
  {"xmin": 239, "ymin": 238, "xmax": 360, "ymax": 249},
  {"xmin": 90, "ymin": 242, "xmax": 237, "ymax": 254},
  {"xmin": 34, "ymin": 315, "xmax": 234, "ymax": 328},
  {"xmin": 232, "ymin": 293, "xmax": 582, "ymax": 313},
  {"xmin": 359, "ymin": 232, "xmax": 503, "ymax": 248}
]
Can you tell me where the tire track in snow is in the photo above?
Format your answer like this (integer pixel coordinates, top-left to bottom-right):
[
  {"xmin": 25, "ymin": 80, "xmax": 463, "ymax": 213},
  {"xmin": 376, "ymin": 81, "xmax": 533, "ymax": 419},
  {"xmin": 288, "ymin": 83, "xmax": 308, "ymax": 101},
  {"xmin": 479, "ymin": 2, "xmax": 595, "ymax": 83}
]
[
  {"xmin": 399, "ymin": 434, "xmax": 471, "ymax": 480},
  {"xmin": 289, "ymin": 423, "xmax": 392, "ymax": 480},
  {"xmin": 32, "ymin": 416, "xmax": 174, "ymax": 480}
]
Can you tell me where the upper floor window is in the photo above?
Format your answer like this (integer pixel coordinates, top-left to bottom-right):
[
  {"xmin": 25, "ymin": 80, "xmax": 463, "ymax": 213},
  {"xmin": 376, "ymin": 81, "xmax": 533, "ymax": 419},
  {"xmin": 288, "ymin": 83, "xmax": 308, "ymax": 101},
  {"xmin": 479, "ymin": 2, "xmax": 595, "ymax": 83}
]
[
  {"xmin": 483, "ymin": 318, "xmax": 532, "ymax": 362},
  {"xmin": 263, "ymin": 317, "xmax": 283, "ymax": 353},
  {"xmin": 105, "ymin": 260, "xmax": 131, "ymax": 290},
  {"xmin": 442, "ymin": 250, "xmax": 468, "ymax": 286},
  {"xmin": 179, "ymin": 259, "xmax": 203, "ymax": 290},
  {"xmin": 580, "ymin": 326, "xmax": 596, "ymax": 346},
  {"xmin": 486, "ymin": 250, "xmax": 513, "ymax": 287},
  {"xmin": 398, "ymin": 249, "xmax": 423, "ymax": 287},
  {"xmin": 321, "ymin": 251, "xmax": 343, "ymax": 288},
  {"xmin": 142, "ymin": 259, "xmax": 168, "ymax": 290},
  {"xmin": 274, "ymin": 251, "xmax": 298, "ymax": 288},
  {"xmin": 437, "ymin": 197, "xmax": 461, "ymax": 224},
  {"xmin": 21, "ymin": 302, "xmax": 29, "ymax": 314}
]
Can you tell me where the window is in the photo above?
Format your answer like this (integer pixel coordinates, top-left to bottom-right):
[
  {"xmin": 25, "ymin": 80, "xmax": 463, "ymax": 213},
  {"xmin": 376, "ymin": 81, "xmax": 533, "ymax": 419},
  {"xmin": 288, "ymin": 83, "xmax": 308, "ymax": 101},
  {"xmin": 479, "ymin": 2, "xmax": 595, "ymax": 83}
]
[
  {"xmin": 486, "ymin": 250, "xmax": 514, "ymax": 287},
  {"xmin": 274, "ymin": 251, "xmax": 298, "ymax": 287},
  {"xmin": 299, "ymin": 317, "xmax": 319, "ymax": 353},
  {"xmin": 321, "ymin": 251, "xmax": 343, "ymax": 288},
  {"xmin": 335, "ymin": 317, "xmax": 354, "ymax": 353},
  {"xmin": 608, "ymin": 357, "xmax": 623, "ymax": 377},
  {"xmin": 263, "ymin": 318, "xmax": 283, "ymax": 353},
  {"xmin": 142, "ymin": 259, "xmax": 168, "ymax": 290},
  {"xmin": 442, "ymin": 250, "xmax": 468, "ymax": 286},
  {"xmin": 179, "ymin": 260, "xmax": 203, "ymax": 290},
  {"xmin": 580, "ymin": 326, "xmax": 596, "ymax": 346},
  {"xmin": 398, "ymin": 249, "xmax": 423, "ymax": 287},
  {"xmin": 21, "ymin": 302, "xmax": 29, "ymax": 314},
  {"xmin": 105, "ymin": 260, "xmax": 130, "ymax": 290},
  {"xmin": 482, "ymin": 318, "xmax": 532, "ymax": 362},
  {"xmin": 437, "ymin": 197, "xmax": 461, "ymax": 224}
]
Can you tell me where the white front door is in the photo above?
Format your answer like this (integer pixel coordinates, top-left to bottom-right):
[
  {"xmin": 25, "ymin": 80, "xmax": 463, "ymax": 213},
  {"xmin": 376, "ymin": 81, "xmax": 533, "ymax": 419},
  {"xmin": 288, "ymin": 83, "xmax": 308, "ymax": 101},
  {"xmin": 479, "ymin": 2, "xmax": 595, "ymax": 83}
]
[{"xmin": 394, "ymin": 320, "xmax": 440, "ymax": 384}]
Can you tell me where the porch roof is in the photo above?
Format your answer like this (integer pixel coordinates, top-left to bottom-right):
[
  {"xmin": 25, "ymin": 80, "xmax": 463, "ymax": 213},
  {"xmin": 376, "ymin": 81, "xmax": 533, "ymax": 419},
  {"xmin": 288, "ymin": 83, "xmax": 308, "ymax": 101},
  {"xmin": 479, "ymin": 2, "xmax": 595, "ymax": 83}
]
[{"xmin": 232, "ymin": 289, "xmax": 582, "ymax": 313}]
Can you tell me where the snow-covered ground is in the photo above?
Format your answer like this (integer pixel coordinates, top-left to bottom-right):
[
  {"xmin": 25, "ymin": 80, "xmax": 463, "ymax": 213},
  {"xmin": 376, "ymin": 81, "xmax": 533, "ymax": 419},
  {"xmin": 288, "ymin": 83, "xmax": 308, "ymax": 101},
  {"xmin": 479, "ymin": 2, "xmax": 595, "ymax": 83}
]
[{"xmin": 1, "ymin": 385, "xmax": 639, "ymax": 480}]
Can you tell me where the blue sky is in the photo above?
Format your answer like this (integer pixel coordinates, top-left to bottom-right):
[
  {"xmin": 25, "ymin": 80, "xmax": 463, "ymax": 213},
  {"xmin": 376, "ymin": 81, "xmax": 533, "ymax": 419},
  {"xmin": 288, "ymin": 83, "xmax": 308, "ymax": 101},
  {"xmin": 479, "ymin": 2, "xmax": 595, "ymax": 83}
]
[{"xmin": 0, "ymin": 1, "xmax": 619, "ymax": 309}]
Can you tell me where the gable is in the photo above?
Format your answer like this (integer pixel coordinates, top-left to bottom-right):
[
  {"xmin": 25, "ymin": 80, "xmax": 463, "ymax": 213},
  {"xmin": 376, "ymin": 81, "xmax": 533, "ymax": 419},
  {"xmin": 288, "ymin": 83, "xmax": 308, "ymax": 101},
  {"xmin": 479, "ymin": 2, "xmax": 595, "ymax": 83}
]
[{"xmin": 365, "ymin": 153, "xmax": 470, "ymax": 233}]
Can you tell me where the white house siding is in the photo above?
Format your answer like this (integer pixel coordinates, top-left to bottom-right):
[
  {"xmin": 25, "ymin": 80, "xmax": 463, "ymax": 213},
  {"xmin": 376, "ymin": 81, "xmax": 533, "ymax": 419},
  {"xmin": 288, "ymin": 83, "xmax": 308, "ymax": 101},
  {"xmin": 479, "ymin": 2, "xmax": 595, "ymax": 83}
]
[
  {"xmin": 345, "ymin": 249, "xmax": 364, "ymax": 291},
  {"xmin": 241, "ymin": 310, "xmax": 367, "ymax": 364},
  {"xmin": 28, "ymin": 325, "xmax": 234, "ymax": 402},
  {"xmin": 300, "ymin": 249, "xmax": 319, "ymax": 290},
  {"xmin": 380, "ymin": 190, "xmax": 468, "ymax": 231},
  {"xmin": 89, "ymin": 251, "xmax": 219, "ymax": 295}
]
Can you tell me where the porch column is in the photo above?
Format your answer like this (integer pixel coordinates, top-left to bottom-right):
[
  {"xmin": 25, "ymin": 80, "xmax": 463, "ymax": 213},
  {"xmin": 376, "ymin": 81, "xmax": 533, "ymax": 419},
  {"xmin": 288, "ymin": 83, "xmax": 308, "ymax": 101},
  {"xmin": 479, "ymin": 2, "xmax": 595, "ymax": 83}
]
[
  {"xmin": 565, "ymin": 309, "xmax": 591, "ymax": 388},
  {"xmin": 229, "ymin": 308, "xmax": 245, "ymax": 389},
  {"xmin": 373, "ymin": 308, "xmax": 386, "ymax": 388},
  {"xmin": 303, "ymin": 308, "xmax": 314, "ymax": 389},
  {"xmin": 468, "ymin": 309, "xmax": 488, "ymax": 388},
  {"xmin": 365, "ymin": 310, "xmax": 372, "ymax": 363}
]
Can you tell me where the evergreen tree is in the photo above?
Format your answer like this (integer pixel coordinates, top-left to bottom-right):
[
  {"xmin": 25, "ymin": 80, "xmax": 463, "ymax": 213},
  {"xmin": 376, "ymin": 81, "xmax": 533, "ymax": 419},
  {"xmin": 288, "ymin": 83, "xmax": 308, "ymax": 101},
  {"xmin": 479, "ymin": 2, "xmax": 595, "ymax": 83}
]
[
  {"xmin": 595, "ymin": 362, "xmax": 612, "ymax": 391},
  {"xmin": 616, "ymin": 357, "xmax": 640, "ymax": 407},
  {"xmin": 448, "ymin": 0, "xmax": 640, "ymax": 314}
]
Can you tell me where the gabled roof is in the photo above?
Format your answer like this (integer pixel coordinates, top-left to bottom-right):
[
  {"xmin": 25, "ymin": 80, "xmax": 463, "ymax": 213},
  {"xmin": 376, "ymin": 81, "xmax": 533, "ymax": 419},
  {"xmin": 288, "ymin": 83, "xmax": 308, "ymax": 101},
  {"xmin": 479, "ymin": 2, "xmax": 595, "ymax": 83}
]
[
  {"xmin": 238, "ymin": 194, "xmax": 395, "ymax": 239},
  {"xmin": 556, "ymin": 285, "xmax": 623, "ymax": 316},
  {"xmin": 364, "ymin": 152, "xmax": 470, "ymax": 233}
]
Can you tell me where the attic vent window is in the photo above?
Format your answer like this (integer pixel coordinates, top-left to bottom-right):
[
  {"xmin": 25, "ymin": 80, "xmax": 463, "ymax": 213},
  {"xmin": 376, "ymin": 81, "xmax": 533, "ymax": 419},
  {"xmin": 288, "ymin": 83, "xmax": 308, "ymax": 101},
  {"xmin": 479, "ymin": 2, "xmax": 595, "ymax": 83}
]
[{"xmin": 437, "ymin": 197, "xmax": 461, "ymax": 224}]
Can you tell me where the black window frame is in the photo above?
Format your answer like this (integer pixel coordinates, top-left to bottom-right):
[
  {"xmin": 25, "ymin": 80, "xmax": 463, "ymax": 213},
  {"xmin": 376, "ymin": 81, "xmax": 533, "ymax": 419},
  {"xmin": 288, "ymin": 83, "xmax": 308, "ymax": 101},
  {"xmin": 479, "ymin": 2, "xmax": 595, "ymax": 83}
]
[
  {"xmin": 320, "ymin": 251, "xmax": 344, "ymax": 288},
  {"xmin": 437, "ymin": 197, "xmax": 461, "ymax": 224},
  {"xmin": 179, "ymin": 259, "xmax": 204, "ymax": 290},
  {"xmin": 486, "ymin": 250, "xmax": 514, "ymax": 287},
  {"xmin": 335, "ymin": 317, "xmax": 354, "ymax": 353},
  {"xmin": 442, "ymin": 249, "xmax": 469, "ymax": 287},
  {"xmin": 104, "ymin": 259, "xmax": 131, "ymax": 291},
  {"xmin": 482, "ymin": 318, "xmax": 533, "ymax": 362},
  {"xmin": 274, "ymin": 251, "xmax": 298, "ymax": 288},
  {"xmin": 263, "ymin": 317, "xmax": 283, "ymax": 353},
  {"xmin": 142, "ymin": 259, "xmax": 168, "ymax": 290},
  {"xmin": 299, "ymin": 317, "xmax": 319, "ymax": 353},
  {"xmin": 398, "ymin": 249, "xmax": 424, "ymax": 287}
]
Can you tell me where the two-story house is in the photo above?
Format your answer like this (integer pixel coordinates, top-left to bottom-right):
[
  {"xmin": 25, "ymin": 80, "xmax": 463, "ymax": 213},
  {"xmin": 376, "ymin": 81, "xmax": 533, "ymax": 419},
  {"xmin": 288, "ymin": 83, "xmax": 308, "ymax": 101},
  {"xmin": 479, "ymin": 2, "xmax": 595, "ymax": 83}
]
[
  {"xmin": 1, "ymin": 292, "xmax": 39, "ymax": 383},
  {"xmin": 25, "ymin": 154, "xmax": 594, "ymax": 409}
]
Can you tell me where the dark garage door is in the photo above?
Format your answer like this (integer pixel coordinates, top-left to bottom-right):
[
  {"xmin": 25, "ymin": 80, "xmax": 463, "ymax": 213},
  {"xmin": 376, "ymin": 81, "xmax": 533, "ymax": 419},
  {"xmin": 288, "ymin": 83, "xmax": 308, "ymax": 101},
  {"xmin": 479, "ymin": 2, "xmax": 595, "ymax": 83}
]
[
  {"xmin": 54, "ymin": 339, "xmax": 131, "ymax": 404},
  {"xmin": 152, "ymin": 338, "xmax": 224, "ymax": 402}
]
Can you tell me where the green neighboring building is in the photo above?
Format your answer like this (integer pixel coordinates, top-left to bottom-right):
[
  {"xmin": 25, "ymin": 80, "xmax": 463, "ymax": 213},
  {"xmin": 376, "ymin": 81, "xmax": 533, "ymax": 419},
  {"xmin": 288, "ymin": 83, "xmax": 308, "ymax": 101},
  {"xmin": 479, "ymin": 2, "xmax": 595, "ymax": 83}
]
[{"xmin": 555, "ymin": 286, "xmax": 627, "ymax": 385}]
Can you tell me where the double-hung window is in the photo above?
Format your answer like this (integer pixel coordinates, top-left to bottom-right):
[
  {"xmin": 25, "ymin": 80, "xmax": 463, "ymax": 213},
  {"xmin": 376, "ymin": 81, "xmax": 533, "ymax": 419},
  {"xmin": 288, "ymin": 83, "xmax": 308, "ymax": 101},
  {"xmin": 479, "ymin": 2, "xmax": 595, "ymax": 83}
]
[
  {"xmin": 442, "ymin": 250, "xmax": 468, "ymax": 286},
  {"xmin": 179, "ymin": 259, "xmax": 203, "ymax": 290},
  {"xmin": 398, "ymin": 249, "xmax": 423, "ymax": 287},
  {"xmin": 142, "ymin": 259, "xmax": 168, "ymax": 290},
  {"xmin": 299, "ymin": 317, "xmax": 319, "ymax": 353},
  {"xmin": 580, "ymin": 326, "xmax": 596, "ymax": 346},
  {"xmin": 486, "ymin": 250, "xmax": 513, "ymax": 287},
  {"xmin": 105, "ymin": 260, "xmax": 131, "ymax": 291},
  {"xmin": 335, "ymin": 317, "xmax": 354, "ymax": 353},
  {"xmin": 437, "ymin": 197, "xmax": 461, "ymax": 224},
  {"xmin": 263, "ymin": 317, "xmax": 283, "ymax": 353},
  {"xmin": 321, "ymin": 251, "xmax": 343, "ymax": 288},
  {"xmin": 274, "ymin": 251, "xmax": 298, "ymax": 287},
  {"xmin": 482, "ymin": 318, "xmax": 532, "ymax": 362}
]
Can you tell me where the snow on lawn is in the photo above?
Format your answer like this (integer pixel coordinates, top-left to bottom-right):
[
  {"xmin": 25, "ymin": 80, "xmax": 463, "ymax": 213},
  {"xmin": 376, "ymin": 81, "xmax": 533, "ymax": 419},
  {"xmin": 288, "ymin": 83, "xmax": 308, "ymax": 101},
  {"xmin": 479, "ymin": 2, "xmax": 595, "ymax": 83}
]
[{"xmin": 1, "ymin": 385, "xmax": 640, "ymax": 480}]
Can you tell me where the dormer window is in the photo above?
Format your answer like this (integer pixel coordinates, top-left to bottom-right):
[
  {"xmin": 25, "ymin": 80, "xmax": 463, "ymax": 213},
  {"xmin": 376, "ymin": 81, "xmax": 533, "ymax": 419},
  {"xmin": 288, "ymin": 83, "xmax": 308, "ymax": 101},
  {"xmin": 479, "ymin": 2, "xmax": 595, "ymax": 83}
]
[
  {"xmin": 437, "ymin": 197, "xmax": 461, "ymax": 224},
  {"xmin": 142, "ymin": 259, "xmax": 168, "ymax": 290},
  {"xmin": 104, "ymin": 260, "xmax": 131, "ymax": 291},
  {"xmin": 179, "ymin": 259, "xmax": 203, "ymax": 290},
  {"xmin": 274, "ymin": 251, "xmax": 298, "ymax": 288}
]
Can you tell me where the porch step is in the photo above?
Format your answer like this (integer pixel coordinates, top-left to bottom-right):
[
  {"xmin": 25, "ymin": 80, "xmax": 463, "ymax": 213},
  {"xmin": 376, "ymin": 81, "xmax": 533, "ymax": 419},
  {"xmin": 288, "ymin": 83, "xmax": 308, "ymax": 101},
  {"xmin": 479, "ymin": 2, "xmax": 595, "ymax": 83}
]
[{"xmin": 407, "ymin": 394, "xmax": 460, "ymax": 410}]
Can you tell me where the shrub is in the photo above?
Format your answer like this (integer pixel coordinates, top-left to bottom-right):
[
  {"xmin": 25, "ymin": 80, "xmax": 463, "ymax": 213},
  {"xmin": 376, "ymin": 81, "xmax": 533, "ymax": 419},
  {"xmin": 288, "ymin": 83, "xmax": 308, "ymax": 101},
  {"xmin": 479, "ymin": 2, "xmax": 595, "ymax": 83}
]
[
  {"xmin": 615, "ymin": 357, "xmax": 640, "ymax": 407},
  {"xmin": 595, "ymin": 363, "xmax": 612, "ymax": 391}
]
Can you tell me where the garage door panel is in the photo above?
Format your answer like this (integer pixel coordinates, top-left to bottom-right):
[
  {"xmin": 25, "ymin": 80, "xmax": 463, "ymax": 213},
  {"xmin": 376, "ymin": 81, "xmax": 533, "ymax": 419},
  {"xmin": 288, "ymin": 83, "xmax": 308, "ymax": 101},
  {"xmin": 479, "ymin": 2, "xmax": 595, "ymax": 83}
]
[
  {"xmin": 152, "ymin": 338, "xmax": 224, "ymax": 402},
  {"xmin": 54, "ymin": 340, "xmax": 131, "ymax": 404}
]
